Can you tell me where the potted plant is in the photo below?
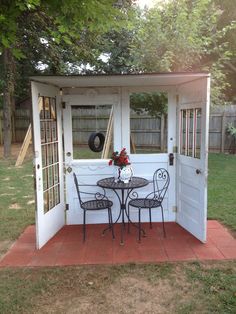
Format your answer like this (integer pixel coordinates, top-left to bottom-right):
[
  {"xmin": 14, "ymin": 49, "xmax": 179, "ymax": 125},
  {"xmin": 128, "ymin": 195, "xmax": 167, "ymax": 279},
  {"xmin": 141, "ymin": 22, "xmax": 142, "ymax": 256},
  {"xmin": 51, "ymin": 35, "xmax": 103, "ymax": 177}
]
[{"xmin": 109, "ymin": 148, "xmax": 133, "ymax": 183}]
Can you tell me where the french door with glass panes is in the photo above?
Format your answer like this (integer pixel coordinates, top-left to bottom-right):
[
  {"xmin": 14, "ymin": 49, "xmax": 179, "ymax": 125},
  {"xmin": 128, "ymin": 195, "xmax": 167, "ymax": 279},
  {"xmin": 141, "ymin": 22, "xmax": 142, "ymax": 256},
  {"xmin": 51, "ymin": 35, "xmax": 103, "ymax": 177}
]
[
  {"xmin": 176, "ymin": 77, "xmax": 210, "ymax": 242},
  {"xmin": 32, "ymin": 82, "xmax": 65, "ymax": 249}
]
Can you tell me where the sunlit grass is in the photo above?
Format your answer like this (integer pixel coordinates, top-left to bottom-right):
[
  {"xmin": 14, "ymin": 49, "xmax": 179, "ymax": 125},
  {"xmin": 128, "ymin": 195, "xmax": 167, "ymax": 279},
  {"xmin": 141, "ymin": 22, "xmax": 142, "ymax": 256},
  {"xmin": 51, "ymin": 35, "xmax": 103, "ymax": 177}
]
[
  {"xmin": 208, "ymin": 153, "xmax": 236, "ymax": 231},
  {"xmin": 0, "ymin": 159, "xmax": 35, "ymax": 241}
]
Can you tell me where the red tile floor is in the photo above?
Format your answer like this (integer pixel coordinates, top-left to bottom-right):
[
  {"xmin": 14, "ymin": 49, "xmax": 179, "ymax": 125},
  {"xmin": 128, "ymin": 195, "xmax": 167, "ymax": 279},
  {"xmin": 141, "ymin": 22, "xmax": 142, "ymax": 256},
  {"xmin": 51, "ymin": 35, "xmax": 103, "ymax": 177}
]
[{"xmin": 0, "ymin": 220, "xmax": 235, "ymax": 267}]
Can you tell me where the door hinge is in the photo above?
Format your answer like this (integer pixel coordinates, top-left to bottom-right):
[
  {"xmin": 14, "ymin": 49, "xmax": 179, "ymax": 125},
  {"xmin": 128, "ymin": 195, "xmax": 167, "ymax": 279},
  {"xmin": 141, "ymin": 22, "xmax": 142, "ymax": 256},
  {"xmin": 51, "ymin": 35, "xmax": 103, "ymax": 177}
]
[
  {"xmin": 65, "ymin": 204, "xmax": 69, "ymax": 211},
  {"xmin": 172, "ymin": 206, "xmax": 177, "ymax": 212}
]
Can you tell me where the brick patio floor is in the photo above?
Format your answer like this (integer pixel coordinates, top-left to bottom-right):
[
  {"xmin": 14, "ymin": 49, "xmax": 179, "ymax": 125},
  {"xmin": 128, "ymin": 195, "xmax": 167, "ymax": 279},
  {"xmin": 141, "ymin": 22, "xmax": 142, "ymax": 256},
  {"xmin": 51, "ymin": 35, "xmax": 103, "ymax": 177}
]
[{"xmin": 0, "ymin": 220, "xmax": 235, "ymax": 267}]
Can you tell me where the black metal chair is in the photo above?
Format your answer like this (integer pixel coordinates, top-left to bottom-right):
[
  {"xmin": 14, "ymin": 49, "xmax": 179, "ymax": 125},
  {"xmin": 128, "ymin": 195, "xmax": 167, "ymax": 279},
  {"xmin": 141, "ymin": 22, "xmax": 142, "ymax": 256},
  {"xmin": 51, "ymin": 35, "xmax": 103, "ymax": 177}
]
[
  {"xmin": 128, "ymin": 168, "xmax": 170, "ymax": 242},
  {"xmin": 73, "ymin": 173, "xmax": 115, "ymax": 241}
]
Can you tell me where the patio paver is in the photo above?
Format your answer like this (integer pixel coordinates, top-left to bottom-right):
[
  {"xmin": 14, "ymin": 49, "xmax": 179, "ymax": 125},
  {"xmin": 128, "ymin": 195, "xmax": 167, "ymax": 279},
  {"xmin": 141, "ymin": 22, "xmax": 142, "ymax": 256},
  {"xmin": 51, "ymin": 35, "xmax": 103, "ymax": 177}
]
[{"xmin": 0, "ymin": 220, "xmax": 235, "ymax": 267}]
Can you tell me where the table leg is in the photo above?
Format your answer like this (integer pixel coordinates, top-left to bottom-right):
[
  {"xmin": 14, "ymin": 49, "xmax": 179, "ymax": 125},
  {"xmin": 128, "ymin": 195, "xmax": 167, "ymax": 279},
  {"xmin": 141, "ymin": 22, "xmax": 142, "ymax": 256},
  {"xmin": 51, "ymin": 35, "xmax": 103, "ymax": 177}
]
[{"xmin": 120, "ymin": 189, "xmax": 125, "ymax": 245}]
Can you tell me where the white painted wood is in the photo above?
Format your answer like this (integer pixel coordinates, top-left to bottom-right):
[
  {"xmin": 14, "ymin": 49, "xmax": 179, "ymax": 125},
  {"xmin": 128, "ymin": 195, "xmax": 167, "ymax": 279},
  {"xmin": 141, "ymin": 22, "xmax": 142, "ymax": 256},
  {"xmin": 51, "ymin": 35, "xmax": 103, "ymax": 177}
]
[
  {"xmin": 30, "ymin": 73, "xmax": 209, "ymax": 88},
  {"xmin": 167, "ymin": 91, "xmax": 177, "ymax": 222},
  {"xmin": 176, "ymin": 76, "xmax": 210, "ymax": 243},
  {"xmin": 63, "ymin": 94, "xmax": 118, "ymax": 106},
  {"xmin": 63, "ymin": 87, "xmax": 178, "ymax": 225},
  {"xmin": 30, "ymin": 73, "xmax": 210, "ymax": 241},
  {"xmin": 121, "ymin": 88, "xmax": 130, "ymax": 152},
  {"xmin": 31, "ymin": 82, "xmax": 65, "ymax": 249},
  {"xmin": 113, "ymin": 89, "xmax": 122, "ymax": 151}
]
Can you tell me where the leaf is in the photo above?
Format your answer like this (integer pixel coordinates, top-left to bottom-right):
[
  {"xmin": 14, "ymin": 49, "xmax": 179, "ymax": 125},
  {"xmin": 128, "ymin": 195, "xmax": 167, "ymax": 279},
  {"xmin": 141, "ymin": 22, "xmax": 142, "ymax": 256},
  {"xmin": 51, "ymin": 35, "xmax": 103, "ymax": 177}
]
[
  {"xmin": 1, "ymin": 37, "xmax": 10, "ymax": 48},
  {"xmin": 12, "ymin": 48, "xmax": 25, "ymax": 60}
]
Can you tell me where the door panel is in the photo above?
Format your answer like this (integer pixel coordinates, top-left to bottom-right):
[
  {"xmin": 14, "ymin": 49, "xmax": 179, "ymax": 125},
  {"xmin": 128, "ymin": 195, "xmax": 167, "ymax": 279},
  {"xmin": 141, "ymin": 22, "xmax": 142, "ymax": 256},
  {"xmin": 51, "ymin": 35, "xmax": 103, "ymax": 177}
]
[
  {"xmin": 176, "ymin": 77, "xmax": 210, "ymax": 242},
  {"xmin": 32, "ymin": 82, "xmax": 65, "ymax": 249}
]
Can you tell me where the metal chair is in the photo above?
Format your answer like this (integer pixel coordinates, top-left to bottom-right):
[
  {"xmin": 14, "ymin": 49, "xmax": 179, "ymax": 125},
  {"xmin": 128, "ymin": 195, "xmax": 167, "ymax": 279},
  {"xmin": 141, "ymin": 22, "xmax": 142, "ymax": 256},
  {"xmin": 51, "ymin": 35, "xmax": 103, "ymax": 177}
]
[
  {"xmin": 128, "ymin": 168, "xmax": 170, "ymax": 242},
  {"xmin": 73, "ymin": 173, "xmax": 115, "ymax": 241}
]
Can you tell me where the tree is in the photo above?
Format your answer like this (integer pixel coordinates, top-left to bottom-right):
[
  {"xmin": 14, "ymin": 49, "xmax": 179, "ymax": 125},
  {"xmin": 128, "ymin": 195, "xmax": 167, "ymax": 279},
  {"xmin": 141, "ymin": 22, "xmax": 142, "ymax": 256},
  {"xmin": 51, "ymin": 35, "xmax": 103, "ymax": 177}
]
[
  {"xmin": 130, "ymin": 0, "xmax": 236, "ymax": 105},
  {"xmin": 0, "ymin": 0, "xmax": 126, "ymax": 157}
]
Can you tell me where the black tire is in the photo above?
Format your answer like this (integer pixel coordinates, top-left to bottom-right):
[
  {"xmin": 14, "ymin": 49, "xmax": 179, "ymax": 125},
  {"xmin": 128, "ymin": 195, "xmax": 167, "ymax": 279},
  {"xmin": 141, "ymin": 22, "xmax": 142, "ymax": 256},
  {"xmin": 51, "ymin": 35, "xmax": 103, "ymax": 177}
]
[{"xmin": 88, "ymin": 132, "xmax": 105, "ymax": 152}]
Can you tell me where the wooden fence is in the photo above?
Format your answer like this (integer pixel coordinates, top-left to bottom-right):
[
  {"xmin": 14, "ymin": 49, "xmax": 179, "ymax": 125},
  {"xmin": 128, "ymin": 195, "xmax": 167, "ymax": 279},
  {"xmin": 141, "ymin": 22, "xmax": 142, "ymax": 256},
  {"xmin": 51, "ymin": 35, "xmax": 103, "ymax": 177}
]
[{"xmin": 0, "ymin": 105, "xmax": 236, "ymax": 153}]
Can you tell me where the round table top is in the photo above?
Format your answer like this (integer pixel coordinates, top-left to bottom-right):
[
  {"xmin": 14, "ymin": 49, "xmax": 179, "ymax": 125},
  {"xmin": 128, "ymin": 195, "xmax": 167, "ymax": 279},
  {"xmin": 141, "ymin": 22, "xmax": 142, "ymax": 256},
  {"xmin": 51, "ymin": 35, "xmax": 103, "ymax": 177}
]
[{"xmin": 97, "ymin": 176, "xmax": 149, "ymax": 190}]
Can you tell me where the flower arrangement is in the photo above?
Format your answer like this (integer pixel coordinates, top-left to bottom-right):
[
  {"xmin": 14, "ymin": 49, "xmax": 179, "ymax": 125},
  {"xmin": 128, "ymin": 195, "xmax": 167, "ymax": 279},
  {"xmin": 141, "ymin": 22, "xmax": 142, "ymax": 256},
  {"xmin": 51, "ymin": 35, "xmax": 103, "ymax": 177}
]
[{"xmin": 108, "ymin": 148, "xmax": 130, "ymax": 169}]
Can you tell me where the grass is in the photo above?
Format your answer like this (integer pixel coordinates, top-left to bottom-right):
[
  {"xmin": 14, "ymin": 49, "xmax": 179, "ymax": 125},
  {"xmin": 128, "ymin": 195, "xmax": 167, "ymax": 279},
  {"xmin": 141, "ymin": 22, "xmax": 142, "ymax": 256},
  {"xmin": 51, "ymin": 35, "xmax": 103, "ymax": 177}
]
[
  {"xmin": 0, "ymin": 151, "xmax": 236, "ymax": 313},
  {"xmin": 0, "ymin": 159, "xmax": 35, "ymax": 242},
  {"xmin": 0, "ymin": 262, "xmax": 235, "ymax": 313},
  {"xmin": 208, "ymin": 153, "xmax": 236, "ymax": 232}
]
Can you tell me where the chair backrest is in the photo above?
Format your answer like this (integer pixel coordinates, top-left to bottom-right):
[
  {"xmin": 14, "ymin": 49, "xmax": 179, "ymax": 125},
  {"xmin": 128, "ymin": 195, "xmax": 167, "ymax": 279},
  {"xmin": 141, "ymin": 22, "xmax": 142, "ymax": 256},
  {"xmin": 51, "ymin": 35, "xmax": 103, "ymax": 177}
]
[
  {"xmin": 73, "ymin": 173, "xmax": 83, "ymax": 206},
  {"xmin": 153, "ymin": 168, "xmax": 170, "ymax": 203}
]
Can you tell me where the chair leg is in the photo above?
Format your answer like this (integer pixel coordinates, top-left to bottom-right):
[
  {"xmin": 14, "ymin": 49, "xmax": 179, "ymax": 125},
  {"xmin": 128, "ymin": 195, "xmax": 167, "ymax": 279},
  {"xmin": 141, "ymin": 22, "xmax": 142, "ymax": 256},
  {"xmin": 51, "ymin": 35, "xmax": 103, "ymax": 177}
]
[
  {"xmin": 108, "ymin": 209, "xmax": 112, "ymax": 230},
  {"xmin": 149, "ymin": 208, "xmax": 152, "ymax": 229},
  {"xmin": 109, "ymin": 208, "xmax": 115, "ymax": 239},
  {"xmin": 160, "ymin": 205, "xmax": 166, "ymax": 237},
  {"xmin": 138, "ymin": 208, "xmax": 141, "ymax": 242},
  {"xmin": 83, "ymin": 210, "xmax": 86, "ymax": 242}
]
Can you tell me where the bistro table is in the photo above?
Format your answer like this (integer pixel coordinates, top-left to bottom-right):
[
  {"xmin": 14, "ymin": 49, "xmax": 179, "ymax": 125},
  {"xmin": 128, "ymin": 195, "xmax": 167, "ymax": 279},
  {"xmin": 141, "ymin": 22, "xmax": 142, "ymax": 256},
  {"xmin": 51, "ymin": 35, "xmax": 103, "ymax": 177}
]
[{"xmin": 97, "ymin": 176, "xmax": 149, "ymax": 244}]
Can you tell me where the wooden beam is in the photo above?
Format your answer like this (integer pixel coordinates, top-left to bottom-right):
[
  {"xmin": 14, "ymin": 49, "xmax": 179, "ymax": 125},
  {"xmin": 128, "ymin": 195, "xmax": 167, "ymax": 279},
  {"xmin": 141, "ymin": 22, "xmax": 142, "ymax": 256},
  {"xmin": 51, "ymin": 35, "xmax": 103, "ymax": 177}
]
[
  {"xmin": 130, "ymin": 133, "xmax": 136, "ymax": 153},
  {"xmin": 15, "ymin": 124, "xmax": 32, "ymax": 166},
  {"xmin": 101, "ymin": 107, "xmax": 113, "ymax": 159}
]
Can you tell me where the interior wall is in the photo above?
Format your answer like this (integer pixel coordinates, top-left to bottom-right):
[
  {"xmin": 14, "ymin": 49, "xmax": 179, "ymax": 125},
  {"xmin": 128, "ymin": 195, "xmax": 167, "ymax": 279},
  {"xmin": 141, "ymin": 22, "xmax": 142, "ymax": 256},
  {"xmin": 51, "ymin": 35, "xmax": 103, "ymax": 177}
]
[{"xmin": 63, "ymin": 86, "xmax": 177, "ymax": 225}]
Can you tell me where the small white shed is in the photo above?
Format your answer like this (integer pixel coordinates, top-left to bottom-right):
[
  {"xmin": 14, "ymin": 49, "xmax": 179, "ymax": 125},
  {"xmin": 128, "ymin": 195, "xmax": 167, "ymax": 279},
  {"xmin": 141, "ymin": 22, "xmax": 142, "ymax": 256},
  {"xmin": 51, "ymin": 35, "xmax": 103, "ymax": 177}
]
[{"xmin": 30, "ymin": 73, "xmax": 210, "ymax": 249}]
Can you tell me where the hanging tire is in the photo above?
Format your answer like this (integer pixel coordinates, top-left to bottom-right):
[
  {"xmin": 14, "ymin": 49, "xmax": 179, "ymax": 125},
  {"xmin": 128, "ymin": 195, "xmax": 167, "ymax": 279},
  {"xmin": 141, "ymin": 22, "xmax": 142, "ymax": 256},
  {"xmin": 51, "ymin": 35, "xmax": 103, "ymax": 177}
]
[{"xmin": 88, "ymin": 132, "xmax": 105, "ymax": 152}]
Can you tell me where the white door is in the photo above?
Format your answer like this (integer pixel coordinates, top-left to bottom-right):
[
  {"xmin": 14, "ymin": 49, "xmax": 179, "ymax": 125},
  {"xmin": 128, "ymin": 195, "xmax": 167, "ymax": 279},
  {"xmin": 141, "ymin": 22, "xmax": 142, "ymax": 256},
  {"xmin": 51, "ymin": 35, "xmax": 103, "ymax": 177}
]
[
  {"xmin": 176, "ymin": 77, "xmax": 210, "ymax": 242},
  {"xmin": 32, "ymin": 82, "xmax": 65, "ymax": 249}
]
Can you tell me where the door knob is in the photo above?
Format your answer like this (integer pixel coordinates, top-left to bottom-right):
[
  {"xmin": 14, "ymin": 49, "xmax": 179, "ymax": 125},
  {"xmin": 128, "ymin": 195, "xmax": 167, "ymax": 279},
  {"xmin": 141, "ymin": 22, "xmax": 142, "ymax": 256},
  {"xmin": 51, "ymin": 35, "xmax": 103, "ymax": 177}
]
[{"xmin": 196, "ymin": 169, "xmax": 201, "ymax": 174}]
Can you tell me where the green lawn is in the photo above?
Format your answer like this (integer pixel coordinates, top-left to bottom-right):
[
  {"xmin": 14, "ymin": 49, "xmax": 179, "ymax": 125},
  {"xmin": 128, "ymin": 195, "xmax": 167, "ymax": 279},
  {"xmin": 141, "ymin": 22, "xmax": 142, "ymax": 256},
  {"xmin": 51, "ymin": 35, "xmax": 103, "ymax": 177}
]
[
  {"xmin": 0, "ymin": 159, "xmax": 35, "ymax": 243},
  {"xmin": 208, "ymin": 153, "xmax": 236, "ymax": 232},
  {"xmin": 0, "ymin": 152, "xmax": 236, "ymax": 313}
]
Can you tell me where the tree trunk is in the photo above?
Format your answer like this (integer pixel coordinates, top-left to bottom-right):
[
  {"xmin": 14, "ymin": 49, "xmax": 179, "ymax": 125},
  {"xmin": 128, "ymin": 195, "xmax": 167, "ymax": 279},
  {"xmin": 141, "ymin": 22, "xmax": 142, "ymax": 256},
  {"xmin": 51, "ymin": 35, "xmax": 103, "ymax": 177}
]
[{"xmin": 3, "ymin": 48, "xmax": 15, "ymax": 158}]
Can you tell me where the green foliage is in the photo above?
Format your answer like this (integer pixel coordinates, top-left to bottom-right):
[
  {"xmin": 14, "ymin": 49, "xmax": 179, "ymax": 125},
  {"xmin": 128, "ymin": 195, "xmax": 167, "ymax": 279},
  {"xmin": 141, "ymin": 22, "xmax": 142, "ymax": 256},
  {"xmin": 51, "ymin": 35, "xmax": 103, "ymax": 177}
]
[
  {"xmin": 130, "ymin": 92, "xmax": 167, "ymax": 116},
  {"xmin": 0, "ymin": 0, "xmax": 130, "ymax": 103},
  {"xmin": 129, "ymin": 0, "xmax": 236, "ymax": 104},
  {"xmin": 226, "ymin": 123, "xmax": 236, "ymax": 139}
]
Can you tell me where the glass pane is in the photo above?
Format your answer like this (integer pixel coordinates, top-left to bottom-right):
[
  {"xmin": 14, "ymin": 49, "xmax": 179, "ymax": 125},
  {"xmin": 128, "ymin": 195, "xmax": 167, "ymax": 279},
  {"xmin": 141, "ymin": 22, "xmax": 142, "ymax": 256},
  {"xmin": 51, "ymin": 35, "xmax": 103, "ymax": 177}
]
[
  {"xmin": 46, "ymin": 122, "xmax": 51, "ymax": 142},
  {"xmin": 54, "ymin": 164, "xmax": 59, "ymax": 184},
  {"xmin": 188, "ymin": 109, "xmax": 194, "ymax": 157},
  {"xmin": 48, "ymin": 165, "xmax": 54, "ymax": 187},
  {"xmin": 51, "ymin": 98, "xmax": 57, "ymax": 119},
  {"xmin": 43, "ymin": 168, "xmax": 48, "ymax": 190},
  {"xmin": 54, "ymin": 143, "xmax": 58, "ymax": 162},
  {"xmin": 42, "ymin": 145, "xmax": 46, "ymax": 168},
  {"xmin": 54, "ymin": 185, "xmax": 60, "ymax": 205},
  {"xmin": 72, "ymin": 105, "xmax": 113, "ymax": 159},
  {"xmin": 180, "ymin": 110, "xmax": 186, "ymax": 155},
  {"xmin": 44, "ymin": 97, "xmax": 51, "ymax": 119},
  {"xmin": 130, "ymin": 92, "xmax": 168, "ymax": 154},
  {"xmin": 39, "ymin": 97, "xmax": 44, "ymax": 119},
  {"xmin": 48, "ymin": 188, "xmax": 54, "ymax": 210},
  {"xmin": 195, "ymin": 109, "xmax": 201, "ymax": 158},
  {"xmin": 40, "ymin": 122, "xmax": 46, "ymax": 143},
  {"xmin": 39, "ymin": 96, "xmax": 60, "ymax": 214},
  {"xmin": 43, "ymin": 191, "xmax": 49, "ymax": 213},
  {"xmin": 51, "ymin": 121, "xmax": 58, "ymax": 141}
]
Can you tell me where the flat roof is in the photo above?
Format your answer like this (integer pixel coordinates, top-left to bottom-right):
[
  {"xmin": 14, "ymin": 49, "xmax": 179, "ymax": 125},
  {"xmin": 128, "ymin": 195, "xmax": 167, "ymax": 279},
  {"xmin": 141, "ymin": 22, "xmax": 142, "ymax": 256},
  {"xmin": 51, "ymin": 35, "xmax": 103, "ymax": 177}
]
[{"xmin": 30, "ymin": 72, "xmax": 210, "ymax": 88}]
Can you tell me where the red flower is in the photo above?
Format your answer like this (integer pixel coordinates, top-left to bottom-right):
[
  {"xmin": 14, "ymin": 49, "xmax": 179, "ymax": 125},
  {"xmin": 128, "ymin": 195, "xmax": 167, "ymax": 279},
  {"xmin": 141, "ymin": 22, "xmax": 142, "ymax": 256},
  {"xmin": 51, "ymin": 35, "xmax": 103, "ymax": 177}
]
[{"xmin": 108, "ymin": 148, "xmax": 130, "ymax": 168}]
